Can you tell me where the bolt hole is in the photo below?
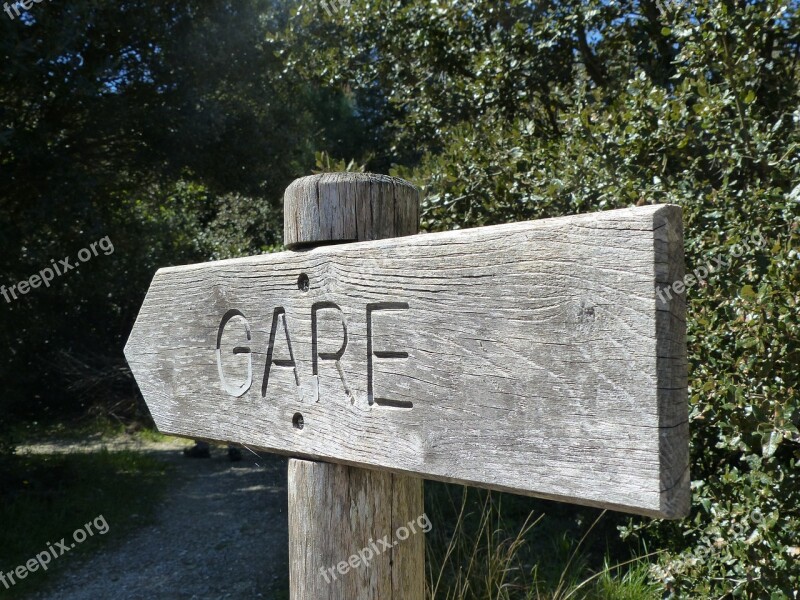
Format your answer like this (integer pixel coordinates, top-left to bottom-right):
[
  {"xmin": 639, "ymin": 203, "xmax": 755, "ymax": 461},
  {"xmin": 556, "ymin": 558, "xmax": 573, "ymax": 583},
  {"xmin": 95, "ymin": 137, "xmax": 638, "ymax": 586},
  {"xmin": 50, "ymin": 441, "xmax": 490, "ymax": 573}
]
[
  {"xmin": 292, "ymin": 412, "xmax": 304, "ymax": 430},
  {"xmin": 297, "ymin": 273, "xmax": 309, "ymax": 292}
]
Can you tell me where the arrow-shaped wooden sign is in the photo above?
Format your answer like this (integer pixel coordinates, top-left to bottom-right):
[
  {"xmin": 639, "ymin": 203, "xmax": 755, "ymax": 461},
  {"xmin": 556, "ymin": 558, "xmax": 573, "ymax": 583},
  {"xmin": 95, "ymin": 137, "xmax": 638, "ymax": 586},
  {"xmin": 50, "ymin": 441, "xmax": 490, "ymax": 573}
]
[{"xmin": 125, "ymin": 203, "xmax": 689, "ymax": 519}]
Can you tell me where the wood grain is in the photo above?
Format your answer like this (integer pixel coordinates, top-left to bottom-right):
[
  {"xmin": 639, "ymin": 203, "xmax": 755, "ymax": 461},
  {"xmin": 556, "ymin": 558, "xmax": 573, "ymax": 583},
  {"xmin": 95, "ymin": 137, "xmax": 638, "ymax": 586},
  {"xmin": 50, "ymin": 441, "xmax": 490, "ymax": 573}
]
[
  {"xmin": 284, "ymin": 173, "xmax": 419, "ymax": 249},
  {"xmin": 285, "ymin": 172, "xmax": 425, "ymax": 600},
  {"xmin": 124, "ymin": 204, "xmax": 689, "ymax": 518},
  {"xmin": 289, "ymin": 460, "xmax": 424, "ymax": 599}
]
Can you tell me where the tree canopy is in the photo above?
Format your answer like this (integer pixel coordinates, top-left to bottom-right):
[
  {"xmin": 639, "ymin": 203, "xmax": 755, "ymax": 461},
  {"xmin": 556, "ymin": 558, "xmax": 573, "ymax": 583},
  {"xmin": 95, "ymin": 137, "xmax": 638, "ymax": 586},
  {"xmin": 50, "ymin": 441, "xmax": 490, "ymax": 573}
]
[{"xmin": 1, "ymin": 0, "xmax": 798, "ymax": 596}]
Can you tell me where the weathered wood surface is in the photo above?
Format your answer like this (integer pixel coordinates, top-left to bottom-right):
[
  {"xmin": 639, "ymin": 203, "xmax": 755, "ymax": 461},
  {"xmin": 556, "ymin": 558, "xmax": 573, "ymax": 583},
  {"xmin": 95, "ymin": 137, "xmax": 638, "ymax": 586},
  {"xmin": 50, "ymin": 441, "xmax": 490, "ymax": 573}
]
[
  {"xmin": 286, "ymin": 172, "xmax": 424, "ymax": 600},
  {"xmin": 289, "ymin": 460, "xmax": 425, "ymax": 599},
  {"xmin": 284, "ymin": 173, "xmax": 419, "ymax": 249},
  {"xmin": 124, "ymin": 203, "xmax": 689, "ymax": 518}
]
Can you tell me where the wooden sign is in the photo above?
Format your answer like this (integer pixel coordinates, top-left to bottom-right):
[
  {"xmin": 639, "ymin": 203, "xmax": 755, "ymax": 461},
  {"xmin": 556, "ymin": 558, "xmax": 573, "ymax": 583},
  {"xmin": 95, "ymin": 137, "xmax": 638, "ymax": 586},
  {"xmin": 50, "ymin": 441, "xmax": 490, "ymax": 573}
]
[{"xmin": 124, "ymin": 204, "xmax": 689, "ymax": 518}]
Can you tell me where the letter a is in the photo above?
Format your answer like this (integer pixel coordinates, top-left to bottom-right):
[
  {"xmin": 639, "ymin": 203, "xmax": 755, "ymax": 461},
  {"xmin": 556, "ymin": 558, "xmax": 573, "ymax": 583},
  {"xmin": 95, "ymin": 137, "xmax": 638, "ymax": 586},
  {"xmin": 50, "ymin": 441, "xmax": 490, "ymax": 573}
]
[{"xmin": 262, "ymin": 307, "xmax": 299, "ymax": 398}]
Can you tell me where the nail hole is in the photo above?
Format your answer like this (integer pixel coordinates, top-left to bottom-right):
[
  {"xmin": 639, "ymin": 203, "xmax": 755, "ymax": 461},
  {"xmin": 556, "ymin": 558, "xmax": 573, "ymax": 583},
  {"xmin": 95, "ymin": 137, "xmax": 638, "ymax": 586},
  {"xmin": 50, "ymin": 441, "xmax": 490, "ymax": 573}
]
[
  {"xmin": 297, "ymin": 273, "xmax": 309, "ymax": 292},
  {"xmin": 292, "ymin": 412, "xmax": 304, "ymax": 430}
]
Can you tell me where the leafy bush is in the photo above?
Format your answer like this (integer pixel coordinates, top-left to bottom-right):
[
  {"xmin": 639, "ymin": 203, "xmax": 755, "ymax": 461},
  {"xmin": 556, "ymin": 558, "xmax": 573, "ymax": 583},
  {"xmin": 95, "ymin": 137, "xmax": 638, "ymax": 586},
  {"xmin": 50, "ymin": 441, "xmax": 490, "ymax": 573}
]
[{"xmin": 285, "ymin": 0, "xmax": 800, "ymax": 596}]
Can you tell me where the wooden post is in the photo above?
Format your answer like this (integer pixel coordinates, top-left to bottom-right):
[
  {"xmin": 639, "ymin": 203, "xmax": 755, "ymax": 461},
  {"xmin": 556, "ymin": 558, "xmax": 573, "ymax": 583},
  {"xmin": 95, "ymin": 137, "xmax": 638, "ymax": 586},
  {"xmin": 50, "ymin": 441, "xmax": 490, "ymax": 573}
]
[{"xmin": 284, "ymin": 173, "xmax": 425, "ymax": 600}]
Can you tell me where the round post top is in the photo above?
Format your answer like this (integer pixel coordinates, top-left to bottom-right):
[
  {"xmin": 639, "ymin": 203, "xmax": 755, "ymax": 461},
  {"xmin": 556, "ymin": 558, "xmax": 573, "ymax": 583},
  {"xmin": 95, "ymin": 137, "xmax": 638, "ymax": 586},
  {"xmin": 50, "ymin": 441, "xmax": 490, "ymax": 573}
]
[{"xmin": 283, "ymin": 172, "xmax": 420, "ymax": 249}]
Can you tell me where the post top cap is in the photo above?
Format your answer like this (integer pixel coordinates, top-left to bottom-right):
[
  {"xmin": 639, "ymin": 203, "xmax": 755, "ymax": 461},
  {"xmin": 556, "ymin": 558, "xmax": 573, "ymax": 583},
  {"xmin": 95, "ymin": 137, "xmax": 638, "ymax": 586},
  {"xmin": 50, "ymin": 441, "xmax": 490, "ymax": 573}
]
[
  {"xmin": 287, "ymin": 171, "xmax": 417, "ymax": 190},
  {"xmin": 283, "ymin": 172, "xmax": 420, "ymax": 249}
]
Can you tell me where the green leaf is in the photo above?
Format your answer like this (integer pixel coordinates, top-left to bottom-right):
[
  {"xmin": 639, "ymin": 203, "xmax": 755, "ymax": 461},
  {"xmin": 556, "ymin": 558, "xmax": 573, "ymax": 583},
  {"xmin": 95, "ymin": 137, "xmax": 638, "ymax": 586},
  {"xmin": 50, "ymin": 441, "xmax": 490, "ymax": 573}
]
[
  {"xmin": 762, "ymin": 431, "xmax": 781, "ymax": 458},
  {"xmin": 740, "ymin": 285, "xmax": 757, "ymax": 301}
]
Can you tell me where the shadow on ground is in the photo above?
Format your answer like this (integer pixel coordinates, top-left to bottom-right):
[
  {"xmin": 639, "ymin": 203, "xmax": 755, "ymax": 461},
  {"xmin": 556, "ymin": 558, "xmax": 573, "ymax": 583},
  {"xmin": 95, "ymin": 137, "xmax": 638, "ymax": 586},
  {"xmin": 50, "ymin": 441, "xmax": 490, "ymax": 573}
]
[{"xmin": 27, "ymin": 447, "xmax": 290, "ymax": 600}]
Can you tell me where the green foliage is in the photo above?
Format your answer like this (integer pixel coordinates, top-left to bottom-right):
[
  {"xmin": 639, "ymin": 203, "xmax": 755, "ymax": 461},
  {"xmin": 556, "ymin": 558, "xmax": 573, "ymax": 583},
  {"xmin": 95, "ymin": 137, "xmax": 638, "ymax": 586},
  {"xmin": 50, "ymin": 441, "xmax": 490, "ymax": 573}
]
[
  {"xmin": 0, "ymin": 0, "xmax": 371, "ymax": 426},
  {"xmin": 312, "ymin": 150, "xmax": 369, "ymax": 174},
  {"xmin": 425, "ymin": 484, "xmax": 660, "ymax": 600},
  {"xmin": 287, "ymin": 0, "xmax": 800, "ymax": 596},
  {"xmin": 587, "ymin": 561, "xmax": 660, "ymax": 600}
]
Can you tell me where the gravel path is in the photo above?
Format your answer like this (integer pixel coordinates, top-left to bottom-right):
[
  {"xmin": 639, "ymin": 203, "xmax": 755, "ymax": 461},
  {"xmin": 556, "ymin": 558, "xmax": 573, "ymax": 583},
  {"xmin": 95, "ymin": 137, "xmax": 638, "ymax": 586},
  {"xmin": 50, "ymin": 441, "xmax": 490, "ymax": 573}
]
[{"xmin": 24, "ymin": 441, "xmax": 290, "ymax": 600}]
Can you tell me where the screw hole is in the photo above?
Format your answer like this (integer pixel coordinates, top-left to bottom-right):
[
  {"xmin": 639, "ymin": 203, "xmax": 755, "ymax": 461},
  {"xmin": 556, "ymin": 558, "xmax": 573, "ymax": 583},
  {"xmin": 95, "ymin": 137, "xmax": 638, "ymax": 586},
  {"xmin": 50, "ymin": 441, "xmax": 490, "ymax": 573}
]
[
  {"xmin": 297, "ymin": 273, "xmax": 309, "ymax": 292},
  {"xmin": 292, "ymin": 412, "xmax": 304, "ymax": 430}
]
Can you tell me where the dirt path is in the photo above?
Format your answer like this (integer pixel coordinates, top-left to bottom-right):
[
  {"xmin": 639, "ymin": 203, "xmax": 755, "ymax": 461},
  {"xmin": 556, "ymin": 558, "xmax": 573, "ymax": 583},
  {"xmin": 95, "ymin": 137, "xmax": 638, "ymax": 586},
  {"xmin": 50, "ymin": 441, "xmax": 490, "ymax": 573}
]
[{"xmin": 21, "ymin": 439, "xmax": 290, "ymax": 599}]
